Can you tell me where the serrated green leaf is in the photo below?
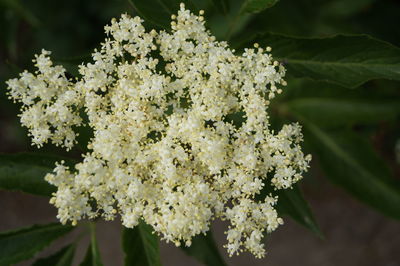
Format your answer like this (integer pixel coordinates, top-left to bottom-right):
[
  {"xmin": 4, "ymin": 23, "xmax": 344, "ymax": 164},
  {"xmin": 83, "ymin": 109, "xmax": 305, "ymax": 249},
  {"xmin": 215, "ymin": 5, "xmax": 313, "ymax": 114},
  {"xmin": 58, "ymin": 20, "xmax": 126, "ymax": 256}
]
[
  {"xmin": 303, "ymin": 121, "xmax": 400, "ymax": 219},
  {"xmin": 277, "ymin": 185, "xmax": 323, "ymax": 238},
  {"xmin": 0, "ymin": 153, "xmax": 76, "ymax": 197},
  {"xmin": 80, "ymin": 224, "xmax": 103, "ymax": 266},
  {"xmin": 239, "ymin": 33, "xmax": 400, "ymax": 88},
  {"xmin": 284, "ymin": 98, "xmax": 400, "ymax": 127},
  {"xmin": 33, "ymin": 244, "xmax": 75, "ymax": 266},
  {"xmin": 0, "ymin": 223, "xmax": 74, "ymax": 266},
  {"xmin": 122, "ymin": 221, "xmax": 161, "ymax": 266},
  {"xmin": 181, "ymin": 231, "xmax": 226, "ymax": 266},
  {"xmin": 241, "ymin": 0, "xmax": 279, "ymax": 14}
]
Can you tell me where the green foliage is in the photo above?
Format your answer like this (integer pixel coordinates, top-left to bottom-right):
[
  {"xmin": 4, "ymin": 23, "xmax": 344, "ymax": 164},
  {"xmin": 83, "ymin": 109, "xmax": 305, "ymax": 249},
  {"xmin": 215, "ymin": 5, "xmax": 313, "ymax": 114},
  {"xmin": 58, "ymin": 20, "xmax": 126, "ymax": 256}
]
[
  {"xmin": 276, "ymin": 185, "xmax": 323, "ymax": 238},
  {"xmin": 80, "ymin": 244, "xmax": 103, "ymax": 266},
  {"xmin": 181, "ymin": 232, "xmax": 227, "ymax": 266},
  {"xmin": 122, "ymin": 221, "xmax": 161, "ymax": 266},
  {"xmin": 239, "ymin": 33, "xmax": 400, "ymax": 88},
  {"xmin": 128, "ymin": 0, "xmax": 208, "ymax": 29},
  {"xmin": 0, "ymin": 223, "xmax": 73, "ymax": 265},
  {"xmin": 258, "ymin": 180, "xmax": 322, "ymax": 237},
  {"xmin": 320, "ymin": 0, "xmax": 375, "ymax": 19},
  {"xmin": 281, "ymin": 83, "xmax": 400, "ymax": 220},
  {"xmin": 285, "ymin": 98, "xmax": 400, "ymax": 127},
  {"xmin": 303, "ymin": 123, "xmax": 400, "ymax": 220},
  {"xmin": 128, "ymin": 0, "xmax": 179, "ymax": 29},
  {"xmin": 1, "ymin": 0, "xmax": 400, "ymax": 264},
  {"xmin": 240, "ymin": 0, "xmax": 280, "ymax": 14},
  {"xmin": 80, "ymin": 224, "xmax": 103, "ymax": 266},
  {"xmin": 32, "ymin": 244, "xmax": 76, "ymax": 266},
  {"xmin": 211, "ymin": 0, "xmax": 230, "ymax": 14},
  {"xmin": 0, "ymin": 153, "xmax": 75, "ymax": 197}
]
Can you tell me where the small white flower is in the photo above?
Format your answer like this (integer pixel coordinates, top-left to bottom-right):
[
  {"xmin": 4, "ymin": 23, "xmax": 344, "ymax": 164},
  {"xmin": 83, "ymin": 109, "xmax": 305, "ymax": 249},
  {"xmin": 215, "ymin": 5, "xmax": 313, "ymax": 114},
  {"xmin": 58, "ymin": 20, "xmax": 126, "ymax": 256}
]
[{"xmin": 6, "ymin": 3, "xmax": 311, "ymax": 258}]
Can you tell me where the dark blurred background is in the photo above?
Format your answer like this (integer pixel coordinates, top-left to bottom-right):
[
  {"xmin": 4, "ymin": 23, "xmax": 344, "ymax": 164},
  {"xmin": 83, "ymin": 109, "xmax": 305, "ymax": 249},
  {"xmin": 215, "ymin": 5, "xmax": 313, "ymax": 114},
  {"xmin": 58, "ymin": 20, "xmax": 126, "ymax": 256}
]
[{"xmin": 1, "ymin": 0, "xmax": 400, "ymax": 265}]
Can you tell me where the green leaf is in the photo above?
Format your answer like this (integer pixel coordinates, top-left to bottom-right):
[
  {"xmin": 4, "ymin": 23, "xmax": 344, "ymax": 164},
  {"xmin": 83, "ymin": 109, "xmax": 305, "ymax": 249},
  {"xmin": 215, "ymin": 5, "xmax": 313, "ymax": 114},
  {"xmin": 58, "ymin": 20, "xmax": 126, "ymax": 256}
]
[
  {"xmin": 80, "ymin": 224, "xmax": 103, "ymax": 266},
  {"xmin": 122, "ymin": 220, "xmax": 161, "ymax": 266},
  {"xmin": 0, "ymin": 153, "xmax": 76, "ymax": 197},
  {"xmin": 80, "ymin": 243, "xmax": 102, "ymax": 266},
  {"xmin": 258, "ymin": 180, "xmax": 322, "ymax": 237},
  {"xmin": 128, "ymin": 0, "xmax": 173, "ymax": 29},
  {"xmin": 211, "ymin": 0, "xmax": 229, "ymax": 14},
  {"xmin": 33, "ymin": 244, "xmax": 75, "ymax": 266},
  {"xmin": 240, "ymin": 33, "xmax": 400, "ymax": 88},
  {"xmin": 0, "ymin": 223, "xmax": 74, "ymax": 266},
  {"xmin": 128, "ymin": 0, "xmax": 197, "ymax": 29},
  {"xmin": 303, "ymin": 121, "xmax": 400, "ymax": 219},
  {"xmin": 284, "ymin": 98, "xmax": 400, "ymax": 127},
  {"xmin": 277, "ymin": 185, "xmax": 323, "ymax": 238},
  {"xmin": 240, "ymin": 0, "xmax": 280, "ymax": 14},
  {"xmin": 181, "ymin": 231, "xmax": 226, "ymax": 266}
]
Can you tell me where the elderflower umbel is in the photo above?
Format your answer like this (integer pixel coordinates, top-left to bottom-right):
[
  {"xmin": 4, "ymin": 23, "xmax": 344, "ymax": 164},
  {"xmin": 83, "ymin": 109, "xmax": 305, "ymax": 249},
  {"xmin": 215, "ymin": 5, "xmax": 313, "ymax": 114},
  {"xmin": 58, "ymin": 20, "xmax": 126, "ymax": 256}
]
[{"xmin": 6, "ymin": 4, "xmax": 311, "ymax": 258}]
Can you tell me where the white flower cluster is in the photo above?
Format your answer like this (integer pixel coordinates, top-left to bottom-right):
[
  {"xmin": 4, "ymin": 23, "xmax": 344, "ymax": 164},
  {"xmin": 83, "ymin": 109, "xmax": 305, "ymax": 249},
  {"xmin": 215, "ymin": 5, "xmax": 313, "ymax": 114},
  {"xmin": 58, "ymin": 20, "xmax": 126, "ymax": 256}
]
[
  {"xmin": 6, "ymin": 4, "xmax": 311, "ymax": 258},
  {"xmin": 6, "ymin": 50, "xmax": 82, "ymax": 149}
]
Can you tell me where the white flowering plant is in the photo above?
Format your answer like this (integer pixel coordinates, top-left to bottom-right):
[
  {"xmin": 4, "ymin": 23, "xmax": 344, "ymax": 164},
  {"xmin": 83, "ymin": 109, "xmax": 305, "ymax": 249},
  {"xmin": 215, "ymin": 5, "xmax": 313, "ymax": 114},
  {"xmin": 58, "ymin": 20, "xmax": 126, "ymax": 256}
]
[{"xmin": 1, "ymin": 0, "xmax": 400, "ymax": 265}]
